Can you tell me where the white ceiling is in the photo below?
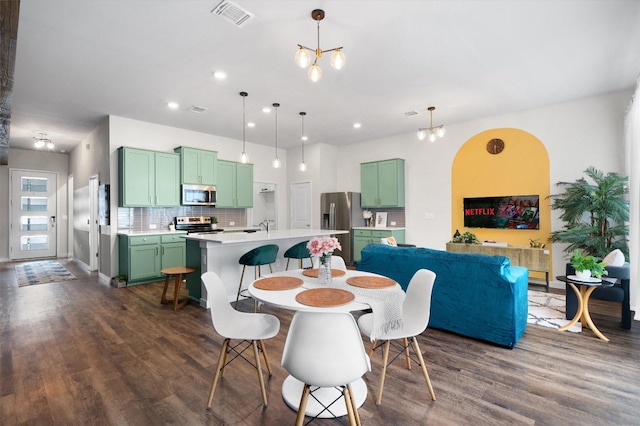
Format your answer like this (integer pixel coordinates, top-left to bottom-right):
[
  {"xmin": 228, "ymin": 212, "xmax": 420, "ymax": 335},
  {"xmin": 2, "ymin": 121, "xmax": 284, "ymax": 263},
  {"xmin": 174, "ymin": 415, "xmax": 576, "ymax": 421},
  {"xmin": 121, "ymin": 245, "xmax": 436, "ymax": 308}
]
[{"xmin": 9, "ymin": 0, "xmax": 640, "ymax": 154}]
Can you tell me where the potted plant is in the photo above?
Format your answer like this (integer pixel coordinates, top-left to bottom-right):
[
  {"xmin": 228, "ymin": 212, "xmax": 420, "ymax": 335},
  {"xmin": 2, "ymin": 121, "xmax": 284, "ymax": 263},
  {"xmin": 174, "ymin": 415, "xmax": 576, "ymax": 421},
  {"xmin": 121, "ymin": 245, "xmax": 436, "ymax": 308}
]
[
  {"xmin": 211, "ymin": 216, "xmax": 218, "ymax": 229},
  {"xmin": 450, "ymin": 231, "xmax": 480, "ymax": 244},
  {"xmin": 570, "ymin": 250, "xmax": 608, "ymax": 279},
  {"xmin": 549, "ymin": 166, "xmax": 629, "ymax": 259}
]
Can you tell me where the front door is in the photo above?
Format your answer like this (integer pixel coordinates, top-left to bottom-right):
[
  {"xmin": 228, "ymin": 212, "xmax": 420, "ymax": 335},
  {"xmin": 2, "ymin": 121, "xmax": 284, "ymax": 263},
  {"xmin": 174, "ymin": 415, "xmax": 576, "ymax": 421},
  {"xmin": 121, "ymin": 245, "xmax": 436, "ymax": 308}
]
[{"xmin": 10, "ymin": 169, "xmax": 58, "ymax": 260}]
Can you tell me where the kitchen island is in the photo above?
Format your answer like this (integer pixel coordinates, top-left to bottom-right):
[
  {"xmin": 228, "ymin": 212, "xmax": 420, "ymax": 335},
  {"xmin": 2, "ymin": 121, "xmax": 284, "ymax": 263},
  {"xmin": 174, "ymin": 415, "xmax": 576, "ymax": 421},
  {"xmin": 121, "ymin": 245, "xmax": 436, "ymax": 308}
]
[{"xmin": 184, "ymin": 229, "xmax": 349, "ymax": 307}]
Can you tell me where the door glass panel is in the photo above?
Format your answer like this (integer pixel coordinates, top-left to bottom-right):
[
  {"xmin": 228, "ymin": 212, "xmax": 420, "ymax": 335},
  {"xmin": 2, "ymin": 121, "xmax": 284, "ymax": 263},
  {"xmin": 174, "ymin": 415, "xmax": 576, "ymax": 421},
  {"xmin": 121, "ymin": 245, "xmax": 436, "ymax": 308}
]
[
  {"xmin": 21, "ymin": 196, "xmax": 48, "ymax": 211},
  {"xmin": 20, "ymin": 235, "xmax": 49, "ymax": 251},
  {"xmin": 21, "ymin": 177, "xmax": 48, "ymax": 192},
  {"xmin": 20, "ymin": 216, "xmax": 49, "ymax": 231}
]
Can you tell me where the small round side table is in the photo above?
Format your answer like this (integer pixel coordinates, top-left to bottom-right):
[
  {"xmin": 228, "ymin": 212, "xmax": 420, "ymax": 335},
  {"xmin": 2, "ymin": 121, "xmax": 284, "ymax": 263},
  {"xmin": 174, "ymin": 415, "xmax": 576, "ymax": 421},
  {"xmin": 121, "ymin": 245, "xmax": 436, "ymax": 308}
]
[{"xmin": 161, "ymin": 266, "xmax": 196, "ymax": 311}]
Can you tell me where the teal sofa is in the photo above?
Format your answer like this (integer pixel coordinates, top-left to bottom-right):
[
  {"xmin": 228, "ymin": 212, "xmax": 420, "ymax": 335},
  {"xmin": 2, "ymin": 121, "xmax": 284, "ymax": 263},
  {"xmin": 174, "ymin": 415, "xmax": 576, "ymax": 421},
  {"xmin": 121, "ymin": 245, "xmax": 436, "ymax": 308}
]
[{"xmin": 356, "ymin": 244, "xmax": 529, "ymax": 348}]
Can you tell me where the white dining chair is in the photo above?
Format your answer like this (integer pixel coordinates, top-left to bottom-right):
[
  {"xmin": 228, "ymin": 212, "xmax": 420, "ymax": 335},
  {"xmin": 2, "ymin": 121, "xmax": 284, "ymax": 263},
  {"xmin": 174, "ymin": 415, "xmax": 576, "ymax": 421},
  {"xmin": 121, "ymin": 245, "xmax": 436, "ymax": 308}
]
[
  {"xmin": 357, "ymin": 268, "xmax": 437, "ymax": 405},
  {"xmin": 281, "ymin": 311, "xmax": 371, "ymax": 426},
  {"xmin": 202, "ymin": 271, "xmax": 281, "ymax": 408}
]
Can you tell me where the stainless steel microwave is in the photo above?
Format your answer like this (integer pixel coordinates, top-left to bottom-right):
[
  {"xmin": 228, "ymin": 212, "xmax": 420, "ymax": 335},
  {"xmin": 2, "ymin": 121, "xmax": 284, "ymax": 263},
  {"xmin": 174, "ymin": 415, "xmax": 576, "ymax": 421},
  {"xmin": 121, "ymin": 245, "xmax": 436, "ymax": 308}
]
[{"xmin": 182, "ymin": 184, "xmax": 216, "ymax": 206}]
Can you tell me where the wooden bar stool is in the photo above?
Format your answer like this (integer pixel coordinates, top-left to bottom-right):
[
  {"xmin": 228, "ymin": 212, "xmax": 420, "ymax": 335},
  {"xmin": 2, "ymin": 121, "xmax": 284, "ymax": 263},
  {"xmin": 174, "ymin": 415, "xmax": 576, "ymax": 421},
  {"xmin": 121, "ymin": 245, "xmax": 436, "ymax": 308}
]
[{"xmin": 161, "ymin": 266, "xmax": 196, "ymax": 311}]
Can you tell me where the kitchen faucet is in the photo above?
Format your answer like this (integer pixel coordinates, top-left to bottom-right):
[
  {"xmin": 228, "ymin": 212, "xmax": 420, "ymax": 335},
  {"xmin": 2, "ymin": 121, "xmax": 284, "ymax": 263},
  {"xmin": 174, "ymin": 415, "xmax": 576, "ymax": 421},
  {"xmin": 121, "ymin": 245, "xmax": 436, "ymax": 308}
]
[{"xmin": 260, "ymin": 219, "xmax": 271, "ymax": 232}]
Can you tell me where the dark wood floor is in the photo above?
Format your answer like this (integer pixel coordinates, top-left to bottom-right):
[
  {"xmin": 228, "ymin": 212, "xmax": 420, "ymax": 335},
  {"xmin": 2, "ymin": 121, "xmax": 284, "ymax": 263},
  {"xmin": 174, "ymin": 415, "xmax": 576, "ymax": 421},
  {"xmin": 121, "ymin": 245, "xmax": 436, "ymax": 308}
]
[{"xmin": 1, "ymin": 259, "xmax": 639, "ymax": 425}]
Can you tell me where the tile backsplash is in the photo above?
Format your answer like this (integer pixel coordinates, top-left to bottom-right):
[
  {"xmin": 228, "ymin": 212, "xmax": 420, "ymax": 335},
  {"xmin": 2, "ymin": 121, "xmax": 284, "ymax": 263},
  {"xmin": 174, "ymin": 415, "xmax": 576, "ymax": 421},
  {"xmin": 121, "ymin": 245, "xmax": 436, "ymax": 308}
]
[
  {"xmin": 117, "ymin": 207, "xmax": 247, "ymax": 232},
  {"xmin": 359, "ymin": 207, "xmax": 406, "ymax": 228}
]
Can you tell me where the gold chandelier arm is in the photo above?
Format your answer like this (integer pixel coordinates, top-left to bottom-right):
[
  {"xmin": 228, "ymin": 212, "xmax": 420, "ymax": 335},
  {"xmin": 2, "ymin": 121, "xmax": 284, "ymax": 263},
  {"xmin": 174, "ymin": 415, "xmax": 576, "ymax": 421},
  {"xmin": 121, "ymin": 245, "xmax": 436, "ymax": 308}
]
[
  {"xmin": 297, "ymin": 44, "xmax": 313, "ymax": 51},
  {"xmin": 321, "ymin": 46, "xmax": 344, "ymax": 54}
]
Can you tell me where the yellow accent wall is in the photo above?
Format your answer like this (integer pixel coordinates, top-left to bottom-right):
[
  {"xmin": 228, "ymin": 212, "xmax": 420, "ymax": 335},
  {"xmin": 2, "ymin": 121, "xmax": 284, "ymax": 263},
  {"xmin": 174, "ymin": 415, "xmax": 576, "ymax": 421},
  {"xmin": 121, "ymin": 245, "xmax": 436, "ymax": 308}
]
[{"xmin": 451, "ymin": 128, "xmax": 552, "ymax": 279}]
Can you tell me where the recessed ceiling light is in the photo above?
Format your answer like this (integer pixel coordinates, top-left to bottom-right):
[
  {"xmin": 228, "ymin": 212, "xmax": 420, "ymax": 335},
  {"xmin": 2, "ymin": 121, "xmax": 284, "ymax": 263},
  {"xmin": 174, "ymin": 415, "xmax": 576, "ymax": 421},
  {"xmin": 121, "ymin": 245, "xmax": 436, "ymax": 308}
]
[
  {"xmin": 353, "ymin": 122, "xmax": 362, "ymax": 129},
  {"xmin": 212, "ymin": 71, "xmax": 227, "ymax": 79},
  {"xmin": 262, "ymin": 107, "xmax": 271, "ymax": 113},
  {"xmin": 247, "ymin": 122, "xmax": 255, "ymax": 128},
  {"xmin": 167, "ymin": 101, "xmax": 179, "ymax": 109},
  {"xmin": 301, "ymin": 136, "xmax": 308, "ymax": 141}
]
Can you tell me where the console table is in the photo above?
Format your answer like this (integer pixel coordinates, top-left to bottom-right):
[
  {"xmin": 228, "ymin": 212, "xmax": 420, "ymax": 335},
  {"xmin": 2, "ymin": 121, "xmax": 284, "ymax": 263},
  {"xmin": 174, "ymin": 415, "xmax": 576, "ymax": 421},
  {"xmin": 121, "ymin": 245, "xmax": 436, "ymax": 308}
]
[{"xmin": 445, "ymin": 243, "xmax": 550, "ymax": 291}]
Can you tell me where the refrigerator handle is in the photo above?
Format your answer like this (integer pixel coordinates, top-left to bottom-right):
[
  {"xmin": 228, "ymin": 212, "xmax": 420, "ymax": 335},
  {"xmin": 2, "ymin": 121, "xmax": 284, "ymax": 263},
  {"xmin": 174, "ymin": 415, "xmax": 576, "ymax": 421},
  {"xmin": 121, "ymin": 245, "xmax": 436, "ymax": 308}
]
[{"xmin": 329, "ymin": 202, "xmax": 336, "ymax": 229}]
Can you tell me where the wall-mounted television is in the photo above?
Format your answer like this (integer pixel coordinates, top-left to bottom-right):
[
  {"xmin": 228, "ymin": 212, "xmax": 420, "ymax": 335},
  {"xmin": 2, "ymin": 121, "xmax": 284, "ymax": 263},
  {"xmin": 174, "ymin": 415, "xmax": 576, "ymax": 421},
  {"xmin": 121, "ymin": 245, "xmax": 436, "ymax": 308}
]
[{"xmin": 463, "ymin": 195, "xmax": 539, "ymax": 230}]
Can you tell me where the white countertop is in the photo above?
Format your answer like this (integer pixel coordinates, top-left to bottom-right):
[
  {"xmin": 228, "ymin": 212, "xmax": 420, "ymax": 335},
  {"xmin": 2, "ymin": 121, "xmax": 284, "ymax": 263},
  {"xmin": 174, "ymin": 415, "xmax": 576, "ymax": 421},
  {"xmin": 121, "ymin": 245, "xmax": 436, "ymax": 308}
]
[
  {"xmin": 184, "ymin": 228, "xmax": 348, "ymax": 244},
  {"xmin": 352, "ymin": 227, "xmax": 406, "ymax": 231}
]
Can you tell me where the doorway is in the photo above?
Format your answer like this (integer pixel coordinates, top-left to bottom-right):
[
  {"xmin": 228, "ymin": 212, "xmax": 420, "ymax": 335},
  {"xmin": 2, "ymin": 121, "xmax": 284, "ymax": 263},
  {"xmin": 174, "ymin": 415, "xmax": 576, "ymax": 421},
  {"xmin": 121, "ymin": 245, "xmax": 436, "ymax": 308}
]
[
  {"xmin": 89, "ymin": 175, "xmax": 99, "ymax": 271},
  {"xmin": 9, "ymin": 169, "xmax": 58, "ymax": 260},
  {"xmin": 290, "ymin": 181, "xmax": 311, "ymax": 229},
  {"xmin": 252, "ymin": 182, "xmax": 278, "ymax": 229}
]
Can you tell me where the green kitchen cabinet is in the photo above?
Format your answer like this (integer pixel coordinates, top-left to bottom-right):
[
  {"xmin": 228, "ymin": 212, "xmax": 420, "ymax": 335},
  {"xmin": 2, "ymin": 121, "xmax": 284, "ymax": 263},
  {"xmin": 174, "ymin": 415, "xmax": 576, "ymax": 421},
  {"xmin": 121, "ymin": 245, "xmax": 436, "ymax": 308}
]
[
  {"xmin": 118, "ymin": 147, "xmax": 180, "ymax": 207},
  {"xmin": 353, "ymin": 228, "xmax": 406, "ymax": 262},
  {"xmin": 174, "ymin": 146, "xmax": 218, "ymax": 185},
  {"xmin": 118, "ymin": 233, "xmax": 186, "ymax": 285},
  {"xmin": 216, "ymin": 160, "xmax": 253, "ymax": 208},
  {"xmin": 360, "ymin": 158, "xmax": 405, "ymax": 207}
]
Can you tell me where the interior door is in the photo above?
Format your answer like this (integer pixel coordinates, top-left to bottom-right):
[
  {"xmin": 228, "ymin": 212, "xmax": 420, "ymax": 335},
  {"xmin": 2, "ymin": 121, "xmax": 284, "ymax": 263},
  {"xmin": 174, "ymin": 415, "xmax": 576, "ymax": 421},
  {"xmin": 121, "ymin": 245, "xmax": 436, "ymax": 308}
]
[
  {"xmin": 290, "ymin": 182, "xmax": 311, "ymax": 229},
  {"xmin": 10, "ymin": 169, "xmax": 58, "ymax": 260}
]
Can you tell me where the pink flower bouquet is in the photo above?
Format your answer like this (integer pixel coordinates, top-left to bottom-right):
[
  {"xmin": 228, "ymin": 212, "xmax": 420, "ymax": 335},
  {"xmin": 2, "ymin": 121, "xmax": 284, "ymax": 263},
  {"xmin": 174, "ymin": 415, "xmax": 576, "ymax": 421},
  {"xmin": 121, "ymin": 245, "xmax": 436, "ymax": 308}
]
[{"xmin": 307, "ymin": 236, "xmax": 342, "ymax": 258}]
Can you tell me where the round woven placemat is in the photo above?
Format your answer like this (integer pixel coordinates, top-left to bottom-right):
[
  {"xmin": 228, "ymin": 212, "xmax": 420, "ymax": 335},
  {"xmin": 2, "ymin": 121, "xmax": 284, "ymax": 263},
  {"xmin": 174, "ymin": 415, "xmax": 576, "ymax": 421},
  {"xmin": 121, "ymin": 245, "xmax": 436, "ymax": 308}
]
[
  {"xmin": 346, "ymin": 276, "xmax": 396, "ymax": 289},
  {"xmin": 301, "ymin": 268, "xmax": 347, "ymax": 278},
  {"xmin": 295, "ymin": 288, "xmax": 355, "ymax": 307},
  {"xmin": 253, "ymin": 276, "xmax": 303, "ymax": 291}
]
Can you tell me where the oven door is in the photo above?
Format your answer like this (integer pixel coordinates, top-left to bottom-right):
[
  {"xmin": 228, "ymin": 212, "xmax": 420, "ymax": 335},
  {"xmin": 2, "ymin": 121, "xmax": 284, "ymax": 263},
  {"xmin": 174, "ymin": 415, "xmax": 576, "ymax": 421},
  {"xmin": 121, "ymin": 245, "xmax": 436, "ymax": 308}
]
[{"xmin": 182, "ymin": 184, "xmax": 216, "ymax": 206}]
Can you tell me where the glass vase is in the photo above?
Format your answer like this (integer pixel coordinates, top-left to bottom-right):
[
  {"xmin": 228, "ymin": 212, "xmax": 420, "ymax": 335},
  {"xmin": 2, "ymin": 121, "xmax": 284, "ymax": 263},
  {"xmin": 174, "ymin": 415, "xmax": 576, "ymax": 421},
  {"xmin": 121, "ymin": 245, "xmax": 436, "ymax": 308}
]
[{"xmin": 318, "ymin": 255, "xmax": 332, "ymax": 285}]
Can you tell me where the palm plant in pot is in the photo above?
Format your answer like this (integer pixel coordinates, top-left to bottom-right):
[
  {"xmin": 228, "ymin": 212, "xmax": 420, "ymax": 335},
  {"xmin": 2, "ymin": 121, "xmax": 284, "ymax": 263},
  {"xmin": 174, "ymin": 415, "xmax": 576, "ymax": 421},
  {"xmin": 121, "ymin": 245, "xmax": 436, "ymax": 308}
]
[{"xmin": 549, "ymin": 166, "xmax": 629, "ymax": 259}]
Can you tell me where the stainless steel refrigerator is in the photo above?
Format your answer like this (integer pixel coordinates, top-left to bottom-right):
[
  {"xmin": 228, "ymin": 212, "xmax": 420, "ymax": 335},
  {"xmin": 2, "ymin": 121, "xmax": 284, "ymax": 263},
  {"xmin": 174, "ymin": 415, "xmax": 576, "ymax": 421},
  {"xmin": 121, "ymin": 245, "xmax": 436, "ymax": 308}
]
[{"xmin": 320, "ymin": 192, "xmax": 363, "ymax": 265}]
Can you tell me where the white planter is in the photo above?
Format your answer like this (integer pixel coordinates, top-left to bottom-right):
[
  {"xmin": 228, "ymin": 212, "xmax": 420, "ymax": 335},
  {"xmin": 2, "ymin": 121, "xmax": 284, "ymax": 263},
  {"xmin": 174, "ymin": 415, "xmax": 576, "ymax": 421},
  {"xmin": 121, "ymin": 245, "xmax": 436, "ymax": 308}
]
[{"xmin": 575, "ymin": 269, "xmax": 592, "ymax": 280}]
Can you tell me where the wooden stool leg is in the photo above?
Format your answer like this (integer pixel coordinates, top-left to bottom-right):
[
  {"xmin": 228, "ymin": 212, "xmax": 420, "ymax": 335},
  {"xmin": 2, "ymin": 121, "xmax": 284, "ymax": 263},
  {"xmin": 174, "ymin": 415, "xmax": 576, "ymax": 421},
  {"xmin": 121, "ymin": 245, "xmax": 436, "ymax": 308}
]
[{"xmin": 161, "ymin": 274, "xmax": 171, "ymax": 304}]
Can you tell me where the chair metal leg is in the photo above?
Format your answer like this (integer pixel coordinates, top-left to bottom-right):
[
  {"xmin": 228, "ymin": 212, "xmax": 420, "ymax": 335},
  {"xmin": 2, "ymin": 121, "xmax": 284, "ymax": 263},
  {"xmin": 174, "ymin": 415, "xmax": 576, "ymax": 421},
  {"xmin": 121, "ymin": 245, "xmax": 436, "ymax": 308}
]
[
  {"xmin": 376, "ymin": 340, "xmax": 391, "ymax": 405},
  {"xmin": 295, "ymin": 384, "xmax": 311, "ymax": 426},
  {"xmin": 252, "ymin": 340, "xmax": 268, "ymax": 407},
  {"xmin": 411, "ymin": 337, "xmax": 436, "ymax": 401},
  {"xmin": 235, "ymin": 266, "xmax": 247, "ymax": 309},
  {"xmin": 207, "ymin": 338, "xmax": 229, "ymax": 408},
  {"xmin": 285, "ymin": 258, "xmax": 291, "ymax": 270}
]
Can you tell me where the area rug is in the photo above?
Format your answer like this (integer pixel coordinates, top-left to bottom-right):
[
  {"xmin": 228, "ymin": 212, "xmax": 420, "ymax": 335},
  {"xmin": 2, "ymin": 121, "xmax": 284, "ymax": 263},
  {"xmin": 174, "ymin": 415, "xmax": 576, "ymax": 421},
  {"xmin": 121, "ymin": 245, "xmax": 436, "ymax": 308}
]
[
  {"xmin": 15, "ymin": 261, "xmax": 77, "ymax": 287},
  {"xmin": 527, "ymin": 290, "xmax": 581, "ymax": 333}
]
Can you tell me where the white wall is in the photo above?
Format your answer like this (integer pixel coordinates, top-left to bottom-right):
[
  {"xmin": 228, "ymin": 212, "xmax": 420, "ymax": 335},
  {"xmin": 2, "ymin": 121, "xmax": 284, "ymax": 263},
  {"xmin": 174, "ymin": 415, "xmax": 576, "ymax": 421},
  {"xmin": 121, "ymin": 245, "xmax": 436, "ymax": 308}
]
[{"xmin": 336, "ymin": 90, "xmax": 632, "ymax": 286}]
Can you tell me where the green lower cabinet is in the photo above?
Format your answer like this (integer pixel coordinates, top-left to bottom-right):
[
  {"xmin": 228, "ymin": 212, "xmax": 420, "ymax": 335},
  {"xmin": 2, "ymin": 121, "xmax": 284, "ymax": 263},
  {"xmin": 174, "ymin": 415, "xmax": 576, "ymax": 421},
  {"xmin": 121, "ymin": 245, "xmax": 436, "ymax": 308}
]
[
  {"xmin": 118, "ymin": 233, "xmax": 186, "ymax": 285},
  {"xmin": 353, "ymin": 229, "xmax": 406, "ymax": 262}
]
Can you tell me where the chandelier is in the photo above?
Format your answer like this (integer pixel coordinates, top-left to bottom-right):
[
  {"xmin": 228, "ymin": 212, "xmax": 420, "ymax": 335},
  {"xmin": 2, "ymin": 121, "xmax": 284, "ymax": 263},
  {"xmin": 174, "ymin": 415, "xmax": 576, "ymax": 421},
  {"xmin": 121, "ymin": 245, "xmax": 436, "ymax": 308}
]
[
  {"xmin": 33, "ymin": 132, "xmax": 54, "ymax": 150},
  {"xmin": 417, "ymin": 107, "xmax": 446, "ymax": 142},
  {"xmin": 294, "ymin": 9, "xmax": 345, "ymax": 82}
]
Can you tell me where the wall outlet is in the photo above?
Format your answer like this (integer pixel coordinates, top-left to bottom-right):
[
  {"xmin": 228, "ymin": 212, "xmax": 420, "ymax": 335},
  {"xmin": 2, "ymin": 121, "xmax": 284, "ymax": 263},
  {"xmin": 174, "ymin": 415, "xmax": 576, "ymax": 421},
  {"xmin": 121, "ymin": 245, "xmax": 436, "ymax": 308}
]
[
  {"xmin": 149, "ymin": 224, "xmax": 157, "ymax": 229},
  {"xmin": 390, "ymin": 221, "xmax": 397, "ymax": 226},
  {"xmin": 230, "ymin": 221, "xmax": 235, "ymax": 226}
]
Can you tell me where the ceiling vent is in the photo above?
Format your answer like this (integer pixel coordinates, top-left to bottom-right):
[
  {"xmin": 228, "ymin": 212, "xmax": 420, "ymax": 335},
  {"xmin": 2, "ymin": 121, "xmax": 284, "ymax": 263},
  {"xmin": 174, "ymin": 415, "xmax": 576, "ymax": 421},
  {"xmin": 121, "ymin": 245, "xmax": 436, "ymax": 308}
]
[
  {"xmin": 404, "ymin": 110, "xmax": 419, "ymax": 117},
  {"xmin": 211, "ymin": 1, "xmax": 254, "ymax": 28},
  {"xmin": 189, "ymin": 105, "xmax": 208, "ymax": 113}
]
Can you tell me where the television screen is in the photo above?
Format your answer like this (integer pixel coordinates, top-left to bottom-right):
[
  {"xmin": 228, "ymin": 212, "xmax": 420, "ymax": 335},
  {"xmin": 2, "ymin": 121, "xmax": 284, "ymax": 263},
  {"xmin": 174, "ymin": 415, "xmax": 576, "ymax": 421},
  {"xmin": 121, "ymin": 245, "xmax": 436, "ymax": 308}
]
[{"xmin": 463, "ymin": 195, "xmax": 539, "ymax": 230}]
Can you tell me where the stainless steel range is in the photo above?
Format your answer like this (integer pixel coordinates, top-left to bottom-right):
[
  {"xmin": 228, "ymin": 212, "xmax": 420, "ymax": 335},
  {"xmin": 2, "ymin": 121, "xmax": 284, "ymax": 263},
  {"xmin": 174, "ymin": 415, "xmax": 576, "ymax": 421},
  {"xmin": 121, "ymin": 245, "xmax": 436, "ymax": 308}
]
[{"xmin": 174, "ymin": 216, "xmax": 223, "ymax": 234}]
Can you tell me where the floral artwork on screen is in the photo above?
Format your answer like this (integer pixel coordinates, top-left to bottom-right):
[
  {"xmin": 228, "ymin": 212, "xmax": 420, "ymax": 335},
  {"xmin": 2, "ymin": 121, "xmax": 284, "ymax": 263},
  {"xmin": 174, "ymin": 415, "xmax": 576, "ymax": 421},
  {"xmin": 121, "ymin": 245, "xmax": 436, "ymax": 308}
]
[{"xmin": 463, "ymin": 195, "xmax": 539, "ymax": 230}]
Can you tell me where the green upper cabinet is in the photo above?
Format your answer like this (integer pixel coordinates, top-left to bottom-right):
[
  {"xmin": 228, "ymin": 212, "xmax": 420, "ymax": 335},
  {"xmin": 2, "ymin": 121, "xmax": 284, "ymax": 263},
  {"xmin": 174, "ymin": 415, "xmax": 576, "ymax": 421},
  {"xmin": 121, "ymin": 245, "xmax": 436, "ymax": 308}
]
[
  {"xmin": 154, "ymin": 152, "xmax": 181, "ymax": 206},
  {"xmin": 118, "ymin": 147, "xmax": 180, "ymax": 207},
  {"xmin": 173, "ymin": 146, "xmax": 217, "ymax": 185},
  {"xmin": 217, "ymin": 160, "xmax": 253, "ymax": 208},
  {"xmin": 360, "ymin": 158, "xmax": 405, "ymax": 207}
]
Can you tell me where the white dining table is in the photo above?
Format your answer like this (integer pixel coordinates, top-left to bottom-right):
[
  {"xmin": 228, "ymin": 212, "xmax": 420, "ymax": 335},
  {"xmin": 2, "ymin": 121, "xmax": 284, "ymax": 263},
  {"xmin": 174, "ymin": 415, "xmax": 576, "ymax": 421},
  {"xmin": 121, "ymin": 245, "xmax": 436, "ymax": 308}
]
[{"xmin": 248, "ymin": 268, "xmax": 404, "ymax": 419}]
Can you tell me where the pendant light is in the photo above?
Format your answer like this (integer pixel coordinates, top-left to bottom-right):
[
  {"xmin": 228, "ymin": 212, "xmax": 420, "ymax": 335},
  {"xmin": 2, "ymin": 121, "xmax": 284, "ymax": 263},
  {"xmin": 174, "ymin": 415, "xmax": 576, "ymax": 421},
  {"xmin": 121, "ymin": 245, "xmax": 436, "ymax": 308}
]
[
  {"xmin": 272, "ymin": 103, "xmax": 281, "ymax": 168},
  {"xmin": 239, "ymin": 92, "xmax": 248, "ymax": 163},
  {"xmin": 299, "ymin": 112, "xmax": 307, "ymax": 171},
  {"xmin": 417, "ymin": 106, "xmax": 446, "ymax": 142}
]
